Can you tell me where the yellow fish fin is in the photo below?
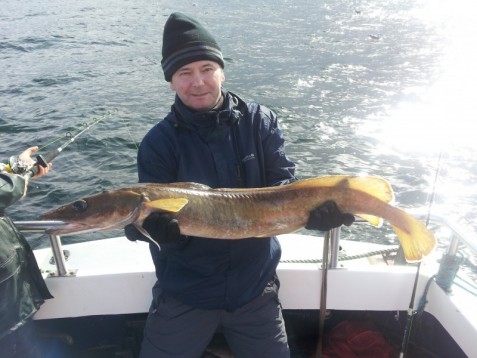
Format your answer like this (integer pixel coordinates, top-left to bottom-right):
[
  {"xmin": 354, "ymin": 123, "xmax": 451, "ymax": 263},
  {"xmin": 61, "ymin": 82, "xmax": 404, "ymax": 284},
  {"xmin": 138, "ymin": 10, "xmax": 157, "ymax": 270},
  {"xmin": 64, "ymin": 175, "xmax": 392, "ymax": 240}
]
[
  {"xmin": 295, "ymin": 175, "xmax": 395, "ymax": 204},
  {"xmin": 390, "ymin": 218, "xmax": 436, "ymax": 263},
  {"xmin": 145, "ymin": 198, "xmax": 188, "ymax": 213},
  {"xmin": 355, "ymin": 214, "xmax": 383, "ymax": 227}
]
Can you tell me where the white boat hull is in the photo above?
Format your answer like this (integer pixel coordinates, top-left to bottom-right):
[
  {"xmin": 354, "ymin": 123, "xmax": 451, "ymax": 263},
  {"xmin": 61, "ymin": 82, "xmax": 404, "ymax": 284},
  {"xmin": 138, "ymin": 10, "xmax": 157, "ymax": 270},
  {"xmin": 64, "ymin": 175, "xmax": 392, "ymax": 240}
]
[{"xmin": 32, "ymin": 234, "xmax": 476, "ymax": 357}]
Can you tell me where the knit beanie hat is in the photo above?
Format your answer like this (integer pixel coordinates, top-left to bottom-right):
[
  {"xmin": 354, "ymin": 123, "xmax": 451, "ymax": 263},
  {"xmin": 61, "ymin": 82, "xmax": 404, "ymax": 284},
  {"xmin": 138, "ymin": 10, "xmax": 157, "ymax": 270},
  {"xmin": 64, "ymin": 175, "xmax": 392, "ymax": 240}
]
[{"xmin": 161, "ymin": 12, "xmax": 225, "ymax": 82}]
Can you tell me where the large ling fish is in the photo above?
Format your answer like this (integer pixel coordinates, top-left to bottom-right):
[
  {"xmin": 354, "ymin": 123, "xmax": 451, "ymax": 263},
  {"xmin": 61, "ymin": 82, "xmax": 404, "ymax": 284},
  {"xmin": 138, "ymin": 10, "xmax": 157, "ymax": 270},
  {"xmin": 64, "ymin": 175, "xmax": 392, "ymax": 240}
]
[{"xmin": 41, "ymin": 175, "xmax": 436, "ymax": 262}]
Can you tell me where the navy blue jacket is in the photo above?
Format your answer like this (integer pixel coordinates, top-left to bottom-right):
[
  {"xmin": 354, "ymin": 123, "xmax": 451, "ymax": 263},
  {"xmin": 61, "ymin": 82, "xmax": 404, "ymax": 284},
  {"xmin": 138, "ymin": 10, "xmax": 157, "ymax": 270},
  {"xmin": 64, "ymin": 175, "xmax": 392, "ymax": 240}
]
[{"xmin": 137, "ymin": 90, "xmax": 296, "ymax": 311}]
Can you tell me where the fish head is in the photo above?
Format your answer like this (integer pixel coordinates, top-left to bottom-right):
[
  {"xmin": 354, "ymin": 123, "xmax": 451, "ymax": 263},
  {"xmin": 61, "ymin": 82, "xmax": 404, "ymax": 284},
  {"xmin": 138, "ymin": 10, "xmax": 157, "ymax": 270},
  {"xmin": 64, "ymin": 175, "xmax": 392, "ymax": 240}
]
[{"xmin": 41, "ymin": 188, "xmax": 144, "ymax": 235}]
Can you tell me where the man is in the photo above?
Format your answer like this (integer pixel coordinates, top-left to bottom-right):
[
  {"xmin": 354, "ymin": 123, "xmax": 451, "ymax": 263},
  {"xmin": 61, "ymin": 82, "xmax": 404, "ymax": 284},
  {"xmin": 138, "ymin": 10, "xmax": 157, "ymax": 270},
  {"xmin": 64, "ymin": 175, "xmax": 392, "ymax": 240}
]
[
  {"xmin": 126, "ymin": 12, "xmax": 354, "ymax": 357},
  {"xmin": 0, "ymin": 147, "xmax": 53, "ymax": 357}
]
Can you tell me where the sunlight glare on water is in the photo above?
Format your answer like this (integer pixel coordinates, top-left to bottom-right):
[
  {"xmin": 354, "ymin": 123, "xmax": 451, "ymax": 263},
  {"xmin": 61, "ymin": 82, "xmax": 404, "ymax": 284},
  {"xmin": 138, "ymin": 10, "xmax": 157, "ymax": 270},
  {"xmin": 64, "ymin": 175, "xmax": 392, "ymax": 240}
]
[
  {"xmin": 361, "ymin": 0, "xmax": 477, "ymax": 154},
  {"xmin": 358, "ymin": 0, "xmax": 477, "ymax": 236}
]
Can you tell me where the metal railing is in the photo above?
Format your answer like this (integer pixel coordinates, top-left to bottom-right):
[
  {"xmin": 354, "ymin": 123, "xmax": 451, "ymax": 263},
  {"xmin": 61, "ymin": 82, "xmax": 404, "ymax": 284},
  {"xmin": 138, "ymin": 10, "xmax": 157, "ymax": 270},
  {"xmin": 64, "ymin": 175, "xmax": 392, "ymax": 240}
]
[
  {"xmin": 16, "ymin": 221, "xmax": 69, "ymax": 276},
  {"xmin": 14, "ymin": 213, "xmax": 477, "ymax": 278}
]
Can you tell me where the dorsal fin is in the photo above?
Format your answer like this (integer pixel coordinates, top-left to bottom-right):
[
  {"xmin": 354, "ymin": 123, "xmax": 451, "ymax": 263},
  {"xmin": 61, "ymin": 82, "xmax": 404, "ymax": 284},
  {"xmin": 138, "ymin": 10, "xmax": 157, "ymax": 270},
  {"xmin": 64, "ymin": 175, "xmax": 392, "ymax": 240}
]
[
  {"xmin": 291, "ymin": 175, "xmax": 394, "ymax": 204},
  {"xmin": 171, "ymin": 182, "xmax": 212, "ymax": 190},
  {"xmin": 143, "ymin": 182, "xmax": 212, "ymax": 191}
]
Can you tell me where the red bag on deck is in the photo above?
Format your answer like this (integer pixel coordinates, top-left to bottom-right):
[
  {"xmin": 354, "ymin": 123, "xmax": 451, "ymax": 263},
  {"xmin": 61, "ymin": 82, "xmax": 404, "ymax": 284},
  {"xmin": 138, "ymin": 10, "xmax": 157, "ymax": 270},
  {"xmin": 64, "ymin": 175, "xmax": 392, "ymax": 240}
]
[{"xmin": 322, "ymin": 320, "xmax": 397, "ymax": 358}]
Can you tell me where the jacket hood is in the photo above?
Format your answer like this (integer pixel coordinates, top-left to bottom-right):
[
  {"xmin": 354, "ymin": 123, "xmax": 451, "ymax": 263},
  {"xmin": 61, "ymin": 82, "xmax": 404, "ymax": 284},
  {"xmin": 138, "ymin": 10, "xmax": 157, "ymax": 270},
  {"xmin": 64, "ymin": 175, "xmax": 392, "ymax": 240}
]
[{"xmin": 166, "ymin": 90, "xmax": 244, "ymax": 142}]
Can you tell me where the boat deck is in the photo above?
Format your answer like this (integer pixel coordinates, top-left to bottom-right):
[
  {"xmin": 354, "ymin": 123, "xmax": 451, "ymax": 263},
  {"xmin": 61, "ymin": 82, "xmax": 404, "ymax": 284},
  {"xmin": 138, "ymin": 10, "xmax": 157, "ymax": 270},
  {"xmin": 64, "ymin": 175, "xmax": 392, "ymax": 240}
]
[{"xmin": 32, "ymin": 234, "xmax": 476, "ymax": 357}]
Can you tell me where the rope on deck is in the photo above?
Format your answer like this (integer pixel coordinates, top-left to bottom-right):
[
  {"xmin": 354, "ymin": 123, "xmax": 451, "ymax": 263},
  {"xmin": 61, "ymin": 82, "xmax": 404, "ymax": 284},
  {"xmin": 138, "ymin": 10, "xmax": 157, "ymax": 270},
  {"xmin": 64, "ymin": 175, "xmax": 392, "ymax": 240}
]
[{"xmin": 280, "ymin": 247, "xmax": 399, "ymax": 264}]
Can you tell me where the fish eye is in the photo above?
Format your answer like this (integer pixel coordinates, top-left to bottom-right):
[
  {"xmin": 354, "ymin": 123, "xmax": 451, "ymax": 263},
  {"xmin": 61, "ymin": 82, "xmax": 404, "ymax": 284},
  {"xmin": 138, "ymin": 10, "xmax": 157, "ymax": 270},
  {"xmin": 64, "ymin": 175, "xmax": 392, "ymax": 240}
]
[{"xmin": 73, "ymin": 200, "xmax": 88, "ymax": 211}]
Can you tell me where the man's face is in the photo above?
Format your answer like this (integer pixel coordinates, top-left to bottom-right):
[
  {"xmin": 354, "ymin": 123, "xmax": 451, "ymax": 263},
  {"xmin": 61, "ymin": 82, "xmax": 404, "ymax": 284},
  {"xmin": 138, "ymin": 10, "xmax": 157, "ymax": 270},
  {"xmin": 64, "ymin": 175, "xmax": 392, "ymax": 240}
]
[{"xmin": 170, "ymin": 60, "xmax": 225, "ymax": 112}]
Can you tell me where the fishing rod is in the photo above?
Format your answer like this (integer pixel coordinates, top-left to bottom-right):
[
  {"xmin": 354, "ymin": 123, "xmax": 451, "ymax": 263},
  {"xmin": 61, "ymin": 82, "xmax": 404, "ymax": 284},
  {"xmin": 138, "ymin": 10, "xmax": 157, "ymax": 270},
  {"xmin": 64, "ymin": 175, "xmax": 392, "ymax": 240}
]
[
  {"xmin": 399, "ymin": 151, "xmax": 443, "ymax": 357},
  {"xmin": 5, "ymin": 111, "xmax": 113, "ymax": 179}
]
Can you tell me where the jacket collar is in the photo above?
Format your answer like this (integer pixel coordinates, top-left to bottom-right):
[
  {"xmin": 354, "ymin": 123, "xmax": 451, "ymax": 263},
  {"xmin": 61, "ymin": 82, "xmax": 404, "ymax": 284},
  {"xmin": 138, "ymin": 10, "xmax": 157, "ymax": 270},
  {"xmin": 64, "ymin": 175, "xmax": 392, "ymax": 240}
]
[{"xmin": 168, "ymin": 89, "xmax": 243, "ymax": 142}]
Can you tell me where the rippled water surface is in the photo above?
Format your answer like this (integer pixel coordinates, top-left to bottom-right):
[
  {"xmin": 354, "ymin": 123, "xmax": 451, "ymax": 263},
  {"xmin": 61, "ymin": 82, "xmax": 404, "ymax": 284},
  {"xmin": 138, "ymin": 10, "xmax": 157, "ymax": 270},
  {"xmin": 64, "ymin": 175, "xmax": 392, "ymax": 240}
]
[{"xmin": 1, "ymin": 0, "xmax": 477, "ymax": 273}]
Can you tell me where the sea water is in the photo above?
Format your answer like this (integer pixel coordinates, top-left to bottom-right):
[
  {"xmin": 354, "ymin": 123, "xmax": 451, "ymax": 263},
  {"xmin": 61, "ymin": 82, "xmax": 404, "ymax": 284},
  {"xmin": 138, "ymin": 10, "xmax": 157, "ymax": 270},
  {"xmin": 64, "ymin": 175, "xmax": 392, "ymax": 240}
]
[{"xmin": 1, "ymin": 0, "xmax": 476, "ymax": 276}]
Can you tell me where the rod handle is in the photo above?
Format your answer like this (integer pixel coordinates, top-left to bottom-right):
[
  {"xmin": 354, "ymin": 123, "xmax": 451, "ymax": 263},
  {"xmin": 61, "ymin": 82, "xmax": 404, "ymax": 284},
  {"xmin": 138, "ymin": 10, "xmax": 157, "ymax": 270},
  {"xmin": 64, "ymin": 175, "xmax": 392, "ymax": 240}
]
[{"xmin": 25, "ymin": 150, "xmax": 60, "ymax": 178}]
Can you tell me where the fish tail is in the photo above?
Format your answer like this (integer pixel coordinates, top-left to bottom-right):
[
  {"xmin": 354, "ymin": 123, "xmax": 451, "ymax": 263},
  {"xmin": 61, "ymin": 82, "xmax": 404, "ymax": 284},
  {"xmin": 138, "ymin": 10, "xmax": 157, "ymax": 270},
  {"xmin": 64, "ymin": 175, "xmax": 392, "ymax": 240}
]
[{"xmin": 390, "ymin": 213, "xmax": 436, "ymax": 262}]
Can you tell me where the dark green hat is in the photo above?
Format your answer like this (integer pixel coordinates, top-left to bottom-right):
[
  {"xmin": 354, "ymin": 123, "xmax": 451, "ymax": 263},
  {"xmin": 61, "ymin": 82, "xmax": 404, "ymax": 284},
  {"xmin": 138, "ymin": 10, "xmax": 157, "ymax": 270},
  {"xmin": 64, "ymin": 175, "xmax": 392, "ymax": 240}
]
[{"xmin": 161, "ymin": 12, "xmax": 225, "ymax": 82}]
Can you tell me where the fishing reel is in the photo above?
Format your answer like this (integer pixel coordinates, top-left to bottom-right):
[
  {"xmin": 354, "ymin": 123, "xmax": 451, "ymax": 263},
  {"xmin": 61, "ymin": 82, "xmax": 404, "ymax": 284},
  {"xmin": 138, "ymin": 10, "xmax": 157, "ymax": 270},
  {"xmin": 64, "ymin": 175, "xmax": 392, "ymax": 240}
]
[
  {"xmin": 6, "ymin": 154, "xmax": 48, "ymax": 176},
  {"xmin": 7, "ymin": 155, "xmax": 30, "ymax": 175}
]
